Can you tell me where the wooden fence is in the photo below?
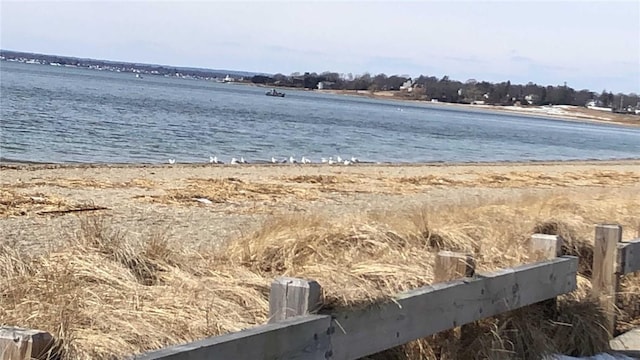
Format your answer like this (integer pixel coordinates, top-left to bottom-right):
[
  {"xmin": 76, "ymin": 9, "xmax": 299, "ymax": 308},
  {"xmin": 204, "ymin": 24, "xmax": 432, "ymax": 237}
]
[
  {"xmin": 2, "ymin": 224, "xmax": 639, "ymax": 360},
  {"xmin": 126, "ymin": 224, "xmax": 640, "ymax": 360}
]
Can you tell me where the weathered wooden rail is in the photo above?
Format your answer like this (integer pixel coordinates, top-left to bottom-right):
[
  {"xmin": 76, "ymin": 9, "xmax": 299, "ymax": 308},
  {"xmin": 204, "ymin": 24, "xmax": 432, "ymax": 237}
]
[
  {"xmin": 2, "ymin": 224, "xmax": 639, "ymax": 360},
  {"xmin": 133, "ymin": 256, "xmax": 578, "ymax": 360}
]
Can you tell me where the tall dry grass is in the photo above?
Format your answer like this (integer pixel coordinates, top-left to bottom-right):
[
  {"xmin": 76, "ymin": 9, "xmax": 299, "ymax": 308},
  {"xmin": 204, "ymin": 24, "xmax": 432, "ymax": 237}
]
[{"xmin": 1, "ymin": 188, "xmax": 639, "ymax": 359}]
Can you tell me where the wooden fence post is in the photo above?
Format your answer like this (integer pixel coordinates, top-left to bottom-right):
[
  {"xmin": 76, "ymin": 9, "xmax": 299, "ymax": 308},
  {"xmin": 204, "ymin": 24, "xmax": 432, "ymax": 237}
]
[
  {"xmin": 434, "ymin": 251, "xmax": 475, "ymax": 282},
  {"xmin": 268, "ymin": 277, "xmax": 323, "ymax": 324},
  {"xmin": 488, "ymin": 233, "xmax": 564, "ymax": 360},
  {"xmin": 592, "ymin": 224, "xmax": 623, "ymax": 338},
  {"xmin": 0, "ymin": 327, "xmax": 55, "ymax": 360},
  {"xmin": 529, "ymin": 234, "xmax": 563, "ymax": 315},
  {"xmin": 434, "ymin": 251, "xmax": 475, "ymax": 358},
  {"xmin": 530, "ymin": 233, "xmax": 564, "ymax": 260}
]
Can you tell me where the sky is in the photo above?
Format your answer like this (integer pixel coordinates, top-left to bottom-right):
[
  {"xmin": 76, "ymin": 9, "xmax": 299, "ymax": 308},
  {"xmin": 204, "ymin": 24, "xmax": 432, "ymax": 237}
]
[{"xmin": 1, "ymin": 0, "xmax": 639, "ymax": 94}]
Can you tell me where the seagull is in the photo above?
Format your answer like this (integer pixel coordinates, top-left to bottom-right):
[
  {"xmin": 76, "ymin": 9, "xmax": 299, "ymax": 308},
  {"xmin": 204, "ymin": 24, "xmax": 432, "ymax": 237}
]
[
  {"xmin": 168, "ymin": 159, "xmax": 176, "ymax": 164},
  {"xmin": 343, "ymin": 160, "xmax": 352, "ymax": 166},
  {"xmin": 289, "ymin": 156, "xmax": 297, "ymax": 164},
  {"xmin": 271, "ymin": 157, "xmax": 278, "ymax": 164},
  {"xmin": 210, "ymin": 156, "xmax": 223, "ymax": 164},
  {"xmin": 328, "ymin": 157, "xmax": 335, "ymax": 165},
  {"xmin": 351, "ymin": 156, "xmax": 360, "ymax": 163},
  {"xmin": 336, "ymin": 155, "xmax": 342, "ymax": 163},
  {"xmin": 301, "ymin": 156, "xmax": 311, "ymax": 164},
  {"xmin": 230, "ymin": 157, "xmax": 239, "ymax": 164},
  {"xmin": 321, "ymin": 157, "xmax": 328, "ymax": 163},
  {"xmin": 239, "ymin": 157, "xmax": 248, "ymax": 164}
]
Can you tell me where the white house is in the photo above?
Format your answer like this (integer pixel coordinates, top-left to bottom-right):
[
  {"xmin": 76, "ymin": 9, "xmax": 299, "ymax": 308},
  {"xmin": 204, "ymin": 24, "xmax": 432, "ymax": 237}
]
[{"xmin": 399, "ymin": 79, "xmax": 414, "ymax": 92}]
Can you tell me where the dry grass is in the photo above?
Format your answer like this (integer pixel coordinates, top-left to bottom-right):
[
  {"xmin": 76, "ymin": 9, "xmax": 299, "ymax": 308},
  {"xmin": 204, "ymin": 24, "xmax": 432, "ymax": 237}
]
[
  {"xmin": 141, "ymin": 177, "xmax": 319, "ymax": 207},
  {"xmin": 0, "ymin": 189, "xmax": 73, "ymax": 216},
  {"xmin": 280, "ymin": 170, "xmax": 640, "ymax": 195},
  {"xmin": 394, "ymin": 170, "xmax": 640, "ymax": 189},
  {"xmin": 0, "ymin": 215, "xmax": 269, "ymax": 360},
  {"xmin": 0, "ymin": 189, "xmax": 110, "ymax": 217},
  {"xmin": 8, "ymin": 177, "xmax": 157, "ymax": 189},
  {"xmin": 284, "ymin": 174, "xmax": 361, "ymax": 185},
  {"xmin": 1, "ymin": 189, "xmax": 640, "ymax": 359}
]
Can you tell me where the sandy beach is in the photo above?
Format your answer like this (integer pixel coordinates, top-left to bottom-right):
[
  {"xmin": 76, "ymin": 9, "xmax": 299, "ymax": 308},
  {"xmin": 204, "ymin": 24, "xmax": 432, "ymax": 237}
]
[
  {"xmin": 2, "ymin": 160, "xmax": 640, "ymax": 250},
  {"xmin": 2, "ymin": 160, "xmax": 640, "ymax": 358}
]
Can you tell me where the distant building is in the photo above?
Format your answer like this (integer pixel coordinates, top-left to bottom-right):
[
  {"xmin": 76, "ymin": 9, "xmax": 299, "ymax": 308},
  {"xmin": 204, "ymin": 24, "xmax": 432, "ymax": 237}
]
[
  {"xmin": 524, "ymin": 94, "xmax": 539, "ymax": 105},
  {"xmin": 399, "ymin": 79, "xmax": 414, "ymax": 92},
  {"xmin": 317, "ymin": 81, "xmax": 335, "ymax": 90},
  {"xmin": 586, "ymin": 99, "xmax": 611, "ymax": 112}
]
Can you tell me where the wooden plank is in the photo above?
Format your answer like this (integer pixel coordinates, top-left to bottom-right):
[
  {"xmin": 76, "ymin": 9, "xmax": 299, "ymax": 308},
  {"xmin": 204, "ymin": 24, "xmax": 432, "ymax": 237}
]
[
  {"xmin": 328, "ymin": 256, "xmax": 578, "ymax": 360},
  {"xmin": 617, "ymin": 238, "xmax": 640, "ymax": 275},
  {"xmin": 0, "ymin": 327, "xmax": 55, "ymax": 360},
  {"xmin": 269, "ymin": 277, "xmax": 323, "ymax": 323},
  {"xmin": 130, "ymin": 315, "xmax": 332, "ymax": 360},
  {"xmin": 592, "ymin": 224, "xmax": 622, "ymax": 337}
]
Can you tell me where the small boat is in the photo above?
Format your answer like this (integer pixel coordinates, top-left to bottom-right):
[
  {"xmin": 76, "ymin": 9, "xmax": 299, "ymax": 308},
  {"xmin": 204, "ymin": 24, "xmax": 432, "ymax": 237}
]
[{"xmin": 266, "ymin": 89, "xmax": 285, "ymax": 97}]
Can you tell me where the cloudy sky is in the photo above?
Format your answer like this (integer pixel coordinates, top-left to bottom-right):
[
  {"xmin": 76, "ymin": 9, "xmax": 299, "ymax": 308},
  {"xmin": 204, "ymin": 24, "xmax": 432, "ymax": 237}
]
[{"xmin": 2, "ymin": 0, "xmax": 639, "ymax": 93}]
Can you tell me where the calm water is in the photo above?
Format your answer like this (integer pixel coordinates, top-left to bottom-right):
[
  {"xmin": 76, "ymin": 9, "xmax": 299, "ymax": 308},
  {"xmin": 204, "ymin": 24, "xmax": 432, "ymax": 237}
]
[{"xmin": 2, "ymin": 61, "xmax": 640, "ymax": 164}]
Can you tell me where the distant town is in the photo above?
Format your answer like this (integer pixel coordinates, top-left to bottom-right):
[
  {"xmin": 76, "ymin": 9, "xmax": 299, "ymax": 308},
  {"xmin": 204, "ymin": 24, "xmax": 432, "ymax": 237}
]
[
  {"xmin": 0, "ymin": 49, "xmax": 261, "ymax": 82},
  {"xmin": 1, "ymin": 49, "xmax": 638, "ymax": 115}
]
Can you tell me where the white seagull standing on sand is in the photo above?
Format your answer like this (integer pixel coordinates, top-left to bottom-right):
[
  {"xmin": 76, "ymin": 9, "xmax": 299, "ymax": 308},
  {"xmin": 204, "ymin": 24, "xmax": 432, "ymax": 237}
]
[
  {"xmin": 168, "ymin": 159, "xmax": 176, "ymax": 164},
  {"xmin": 289, "ymin": 156, "xmax": 297, "ymax": 164},
  {"xmin": 230, "ymin": 157, "xmax": 239, "ymax": 165},
  {"xmin": 210, "ymin": 156, "xmax": 223, "ymax": 164},
  {"xmin": 239, "ymin": 157, "xmax": 248, "ymax": 164},
  {"xmin": 301, "ymin": 156, "xmax": 311, "ymax": 164}
]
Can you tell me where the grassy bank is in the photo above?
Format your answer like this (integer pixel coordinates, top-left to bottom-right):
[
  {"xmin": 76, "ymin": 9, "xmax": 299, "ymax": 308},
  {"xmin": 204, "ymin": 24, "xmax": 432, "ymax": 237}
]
[{"xmin": 2, "ymin": 186, "xmax": 639, "ymax": 359}]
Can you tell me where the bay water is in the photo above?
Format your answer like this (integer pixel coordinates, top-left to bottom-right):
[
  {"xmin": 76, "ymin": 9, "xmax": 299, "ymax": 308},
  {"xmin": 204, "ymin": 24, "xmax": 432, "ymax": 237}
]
[{"xmin": 2, "ymin": 61, "xmax": 639, "ymax": 164}]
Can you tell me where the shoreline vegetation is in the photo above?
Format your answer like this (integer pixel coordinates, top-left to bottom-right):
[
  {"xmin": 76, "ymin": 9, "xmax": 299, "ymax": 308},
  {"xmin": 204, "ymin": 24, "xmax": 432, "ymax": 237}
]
[{"xmin": 1, "ymin": 160, "xmax": 640, "ymax": 358}]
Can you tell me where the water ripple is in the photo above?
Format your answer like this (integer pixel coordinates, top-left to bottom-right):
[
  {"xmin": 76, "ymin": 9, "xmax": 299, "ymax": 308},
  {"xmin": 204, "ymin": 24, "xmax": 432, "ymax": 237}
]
[{"xmin": 2, "ymin": 61, "xmax": 640, "ymax": 164}]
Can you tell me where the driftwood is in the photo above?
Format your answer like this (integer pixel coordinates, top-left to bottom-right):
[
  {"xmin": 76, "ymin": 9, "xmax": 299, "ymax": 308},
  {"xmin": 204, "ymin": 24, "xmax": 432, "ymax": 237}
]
[{"xmin": 37, "ymin": 206, "xmax": 109, "ymax": 215}]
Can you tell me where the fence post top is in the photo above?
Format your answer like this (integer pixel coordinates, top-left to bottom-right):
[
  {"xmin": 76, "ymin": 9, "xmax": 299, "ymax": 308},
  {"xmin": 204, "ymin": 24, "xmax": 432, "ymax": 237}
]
[
  {"xmin": 531, "ymin": 233, "xmax": 560, "ymax": 240},
  {"xmin": 272, "ymin": 276, "xmax": 321, "ymax": 288},
  {"xmin": 437, "ymin": 250, "xmax": 473, "ymax": 258},
  {"xmin": 596, "ymin": 224, "xmax": 622, "ymax": 230}
]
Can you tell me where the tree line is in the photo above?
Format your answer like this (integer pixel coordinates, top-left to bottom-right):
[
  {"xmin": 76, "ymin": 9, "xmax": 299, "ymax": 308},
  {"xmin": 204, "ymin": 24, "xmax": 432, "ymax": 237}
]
[{"xmin": 251, "ymin": 71, "xmax": 639, "ymax": 110}]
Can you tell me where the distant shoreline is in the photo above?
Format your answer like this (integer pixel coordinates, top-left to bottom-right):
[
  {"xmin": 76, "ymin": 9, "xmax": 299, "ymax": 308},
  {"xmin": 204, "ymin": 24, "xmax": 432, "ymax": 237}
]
[
  {"xmin": 312, "ymin": 89, "xmax": 640, "ymax": 128},
  {"xmin": 4, "ymin": 56, "xmax": 638, "ymax": 128}
]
